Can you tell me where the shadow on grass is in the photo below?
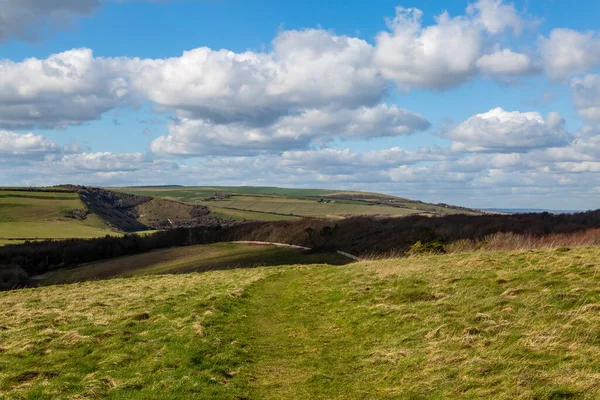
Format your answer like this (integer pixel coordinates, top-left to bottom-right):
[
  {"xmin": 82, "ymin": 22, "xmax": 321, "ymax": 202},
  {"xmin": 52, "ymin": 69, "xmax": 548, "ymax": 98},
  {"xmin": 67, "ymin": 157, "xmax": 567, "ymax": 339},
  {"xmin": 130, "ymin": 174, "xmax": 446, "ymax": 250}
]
[{"xmin": 36, "ymin": 245, "xmax": 352, "ymax": 287}]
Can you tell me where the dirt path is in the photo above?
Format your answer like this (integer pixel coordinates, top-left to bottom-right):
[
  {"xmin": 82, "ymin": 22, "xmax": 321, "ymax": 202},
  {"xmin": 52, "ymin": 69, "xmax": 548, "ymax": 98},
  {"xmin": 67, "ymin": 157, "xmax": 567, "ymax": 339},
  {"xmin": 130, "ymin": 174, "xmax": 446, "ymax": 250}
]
[{"xmin": 232, "ymin": 240, "xmax": 362, "ymax": 261}]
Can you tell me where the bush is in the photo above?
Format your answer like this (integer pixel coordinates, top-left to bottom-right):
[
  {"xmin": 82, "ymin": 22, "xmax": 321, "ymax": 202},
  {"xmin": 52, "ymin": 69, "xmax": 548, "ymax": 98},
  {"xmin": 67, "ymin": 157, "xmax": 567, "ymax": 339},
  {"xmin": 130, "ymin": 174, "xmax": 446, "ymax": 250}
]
[{"xmin": 406, "ymin": 239, "xmax": 446, "ymax": 256}]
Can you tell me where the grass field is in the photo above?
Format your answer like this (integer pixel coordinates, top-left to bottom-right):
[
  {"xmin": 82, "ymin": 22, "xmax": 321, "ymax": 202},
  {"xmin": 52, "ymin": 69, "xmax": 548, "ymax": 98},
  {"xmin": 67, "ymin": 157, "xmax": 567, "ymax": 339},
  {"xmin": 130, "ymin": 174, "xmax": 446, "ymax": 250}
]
[
  {"xmin": 37, "ymin": 242, "xmax": 350, "ymax": 285},
  {"xmin": 202, "ymin": 196, "xmax": 420, "ymax": 219},
  {"xmin": 207, "ymin": 206, "xmax": 300, "ymax": 222},
  {"xmin": 116, "ymin": 186, "xmax": 480, "ymax": 220},
  {"xmin": 115, "ymin": 186, "xmax": 349, "ymax": 201},
  {"xmin": 3, "ymin": 247, "xmax": 600, "ymax": 398},
  {"xmin": 0, "ymin": 191, "xmax": 114, "ymax": 242}
]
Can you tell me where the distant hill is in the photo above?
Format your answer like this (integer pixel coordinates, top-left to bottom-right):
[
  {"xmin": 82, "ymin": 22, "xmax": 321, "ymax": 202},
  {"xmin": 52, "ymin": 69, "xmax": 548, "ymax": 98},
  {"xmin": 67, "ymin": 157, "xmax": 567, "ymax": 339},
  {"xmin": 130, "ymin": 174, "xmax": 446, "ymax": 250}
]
[
  {"xmin": 0, "ymin": 184, "xmax": 485, "ymax": 245},
  {"xmin": 114, "ymin": 186, "xmax": 485, "ymax": 221}
]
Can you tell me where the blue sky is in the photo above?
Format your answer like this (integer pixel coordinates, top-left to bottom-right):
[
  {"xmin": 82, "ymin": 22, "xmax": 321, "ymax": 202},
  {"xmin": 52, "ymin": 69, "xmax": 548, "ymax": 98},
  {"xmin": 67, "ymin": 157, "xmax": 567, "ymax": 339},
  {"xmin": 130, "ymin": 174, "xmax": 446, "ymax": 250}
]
[{"xmin": 1, "ymin": 0, "xmax": 600, "ymax": 209}]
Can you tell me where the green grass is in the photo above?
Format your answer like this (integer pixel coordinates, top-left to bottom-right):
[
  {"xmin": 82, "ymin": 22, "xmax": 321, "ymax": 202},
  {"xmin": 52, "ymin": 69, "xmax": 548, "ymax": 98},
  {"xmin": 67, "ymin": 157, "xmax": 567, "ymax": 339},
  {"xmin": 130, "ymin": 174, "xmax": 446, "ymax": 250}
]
[
  {"xmin": 5, "ymin": 247, "xmax": 600, "ymax": 398},
  {"xmin": 203, "ymin": 196, "xmax": 418, "ymax": 218},
  {"xmin": 207, "ymin": 205, "xmax": 300, "ymax": 222},
  {"xmin": 115, "ymin": 186, "xmax": 480, "ymax": 220},
  {"xmin": 0, "ymin": 191, "xmax": 114, "ymax": 242},
  {"xmin": 115, "ymin": 186, "xmax": 346, "ymax": 201},
  {"xmin": 38, "ymin": 242, "xmax": 350, "ymax": 285}
]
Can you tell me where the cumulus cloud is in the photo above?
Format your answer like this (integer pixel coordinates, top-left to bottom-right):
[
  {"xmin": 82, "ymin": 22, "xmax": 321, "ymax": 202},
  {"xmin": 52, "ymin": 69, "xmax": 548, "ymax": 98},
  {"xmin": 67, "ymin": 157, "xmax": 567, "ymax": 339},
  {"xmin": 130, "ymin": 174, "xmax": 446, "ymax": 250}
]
[
  {"xmin": 150, "ymin": 104, "xmax": 429, "ymax": 156},
  {"xmin": 0, "ymin": 130, "xmax": 59, "ymax": 158},
  {"xmin": 539, "ymin": 29, "xmax": 600, "ymax": 81},
  {"xmin": 466, "ymin": 0, "xmax": 524, "ymax": 35},
  {"xmin": 279, "ymin": 147, "xmax": 444, "ymax": 173},
  {"xmin": 55, "ymin": 152, "xmax": 152, "ymax": 171},
  {"xmin": 374, "ymin": 7, "xmax": 482, "ymax": 90},
  {"xmin": 476, "ymin": 47, "xmax": 537, "ymax": 77},
  {"xmin": 0, "ymin": 48, "xmax": 136, "ymax": 129},
  {"xmin": 131, "ymin": 29, "xmax": 385, "ymax": 125},
  {"xmin": 572, "ymin": 75, "xmax": 600, "ymax": 124},
  {"xmin": 436, "ymin": 153, "xmax": 525, "ymax": 173},
  {"xmin": 443, "ymin": 107, "xmax": 571, "ymax": 153}
]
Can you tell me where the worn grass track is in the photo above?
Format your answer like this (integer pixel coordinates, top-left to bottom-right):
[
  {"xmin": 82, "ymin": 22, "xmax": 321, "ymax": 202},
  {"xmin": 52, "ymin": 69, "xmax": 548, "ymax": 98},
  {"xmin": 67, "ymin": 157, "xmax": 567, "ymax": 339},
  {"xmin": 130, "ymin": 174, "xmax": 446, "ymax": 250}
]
[
  {"xmin": 206, "ymin": 247, "xmax": 600, "ymax": 399},
  {"xmin": 3, "ymin": 247, "xmax": 600, "ymax": 398}
]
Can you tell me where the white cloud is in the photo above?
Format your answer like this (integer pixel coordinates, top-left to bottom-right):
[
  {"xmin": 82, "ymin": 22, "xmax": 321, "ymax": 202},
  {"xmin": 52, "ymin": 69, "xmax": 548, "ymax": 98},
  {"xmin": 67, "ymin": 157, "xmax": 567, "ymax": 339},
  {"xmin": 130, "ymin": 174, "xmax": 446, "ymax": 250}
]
[
  {"xmin": 476, "ymin": 47, "xmax": 537, "ymax": 76},
  {"xmin": 572, "ymin": 75, "xmax": 600, "ymax": 124},
  {"xmin": 466, "ymin": 0, "xmax": 524, "ymax": 35},
  {"xmin": 131, "ymin": 29, "xmax": 385, "ymax": 125},
  {"xmin": 0, "ymin": 130, "xmax": 59, "ymax": 158},
  {"xmin": 55, "ymin": 152, "xmax": 152, "ymax": 171},
  {"xmin": 539, "ymin": 29, "xmax": 600, "ymax": 81},
  {"xmin": 374, "ymin": 7, "xmax": 483, "ymax": 90},
  {"xmin": 444, "ymin": 107, "xmax": 571, "ymax": 153},
  {"xmin": 0, "ymin": 48, "xmax": 136, "ymax": 129},
  {"xmin": 151, "ymin": 104, "xmax": 429, "ymax": 156},
  {"xmin": 437, "ymin": 153, "xmax": 525, "ymax": 173},
  {"xmin": 279, "ymin": 147, "xmax": 444, "ymax": 173}
]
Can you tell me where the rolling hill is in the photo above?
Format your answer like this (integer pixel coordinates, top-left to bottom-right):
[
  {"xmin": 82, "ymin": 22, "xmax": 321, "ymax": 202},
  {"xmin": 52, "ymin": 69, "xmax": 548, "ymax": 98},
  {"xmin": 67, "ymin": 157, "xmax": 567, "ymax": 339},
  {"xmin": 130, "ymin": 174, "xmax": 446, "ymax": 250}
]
[
  {"xmin": 36, "ymin": 242, "xmax": 351, "ymax": 286},
  {"xmin": 115, "ymin": 186, "xmax": 484, "ymax": 221},
  {"xmin": 2, "ymin": 247, "xmax": 600, "ymax": 398},
  {"xmin": 0, "ymin": 189, "xmax": 115, "ymax": 245}
]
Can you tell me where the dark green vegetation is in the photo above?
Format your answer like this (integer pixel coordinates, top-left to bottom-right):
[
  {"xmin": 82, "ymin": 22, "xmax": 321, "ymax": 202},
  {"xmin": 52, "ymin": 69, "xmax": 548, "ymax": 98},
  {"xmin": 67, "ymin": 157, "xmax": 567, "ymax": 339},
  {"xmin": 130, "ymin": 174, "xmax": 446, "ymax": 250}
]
[
  {"xmin": 3, "ymin": 247, "xmax": 600, "ymax": 398},
  {"xmin": 116, "ymin": 186, "xmax": 483, "ymax": 220},
  {"xmin": 37, "ymin": 242, "xmax": 350, "ymax": 285}
]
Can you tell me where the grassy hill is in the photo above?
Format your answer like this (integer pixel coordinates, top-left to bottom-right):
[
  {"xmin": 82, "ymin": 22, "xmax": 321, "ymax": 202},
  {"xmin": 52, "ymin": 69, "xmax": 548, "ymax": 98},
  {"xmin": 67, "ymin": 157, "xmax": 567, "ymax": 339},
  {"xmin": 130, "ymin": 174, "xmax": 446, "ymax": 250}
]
[
  {"xmin": 36, "ymin": 242, "xmax": 350, "ymax": 286},
  {"xmin": 0, "ymin": 190, "xmax": 115, "ymax": 245},
  {"xmin": 116, "ymin": 186, "xmax": 483, "ymax": 221},
  {"xmin": 3, "ymin": 247, "xmax": 600, "ymax": 398}
]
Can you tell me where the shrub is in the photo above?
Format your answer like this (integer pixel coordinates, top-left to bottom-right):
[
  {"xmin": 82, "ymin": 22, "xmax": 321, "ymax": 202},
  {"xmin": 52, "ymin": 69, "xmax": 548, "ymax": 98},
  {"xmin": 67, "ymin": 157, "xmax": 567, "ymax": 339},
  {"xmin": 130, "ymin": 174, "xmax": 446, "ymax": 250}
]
[{"xmin": 407, "ymin": 239, "xmax": 446, "ymax": 256}]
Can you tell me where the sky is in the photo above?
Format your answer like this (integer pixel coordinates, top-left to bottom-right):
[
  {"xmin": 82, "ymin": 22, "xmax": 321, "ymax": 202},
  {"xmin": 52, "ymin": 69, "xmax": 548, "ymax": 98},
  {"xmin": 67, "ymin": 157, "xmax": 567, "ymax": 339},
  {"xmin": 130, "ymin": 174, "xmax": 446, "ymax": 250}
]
[{"xmin": 1, "ymin": 0, "xmax": 600, "ymax": 210}]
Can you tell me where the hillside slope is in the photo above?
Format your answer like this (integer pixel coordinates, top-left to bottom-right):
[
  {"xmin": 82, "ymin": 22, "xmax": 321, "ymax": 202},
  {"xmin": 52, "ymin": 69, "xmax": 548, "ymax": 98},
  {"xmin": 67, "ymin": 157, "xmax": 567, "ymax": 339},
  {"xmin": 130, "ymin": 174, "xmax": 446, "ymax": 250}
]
[
  {"xmin": 116, "ymin": 186, "xmax": 484, "ymax": 220},
  {"xmin": 37, "ymin": 242, "xmax": 350, "ymax": 285},
  {"xmin": 0, "ymin": 189, "xmax": 115, "ymax": 245},
  {"xmin": 2, "ymin": 247, "xmax": 600, "ymax": 398}
]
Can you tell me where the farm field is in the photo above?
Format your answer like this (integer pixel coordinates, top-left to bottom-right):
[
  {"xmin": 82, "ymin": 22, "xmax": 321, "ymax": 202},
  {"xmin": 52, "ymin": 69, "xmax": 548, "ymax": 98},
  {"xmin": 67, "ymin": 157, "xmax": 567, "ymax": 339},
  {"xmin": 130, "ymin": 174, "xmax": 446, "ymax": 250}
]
[
  {"xmin": 115, "ymin": 186, "xmax": 350, "ymax": 201},
  {"xmin": 37, "ymin": 242, "xmax": 350, "ymax": 285},
  {"xmin": 115, "ymin": 186, "xmax": 479, "ymax": 220},
  {"xmin": 3, "ymin": 247, "xmax": 600, "ymax": 398},
  {"xmin": 202, "ymin": 196, "xmax": 420, "ymax": 218},
  {"xmin": 0, "ymin": 190, "xmax": 114, "ymax": 243},
  {"xmin": 207, "ymin": 206, "xmax": 300, "ymax": 222}
]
